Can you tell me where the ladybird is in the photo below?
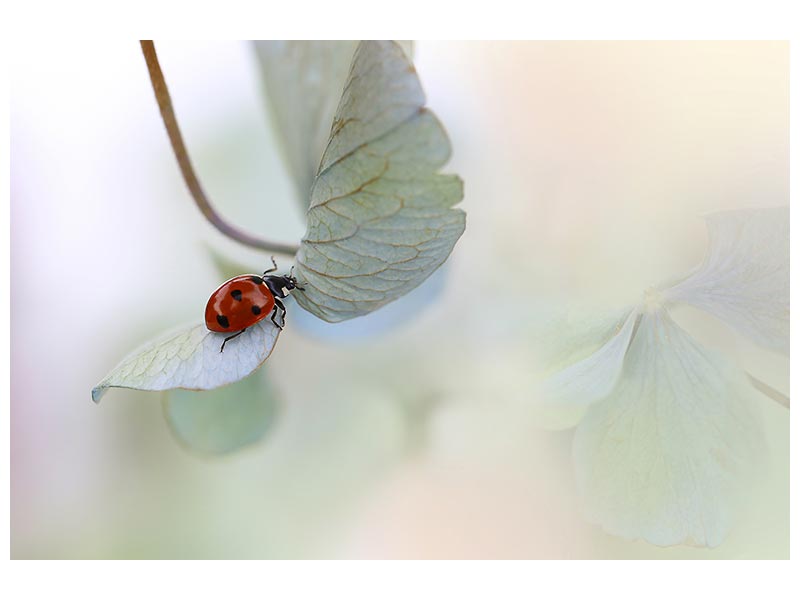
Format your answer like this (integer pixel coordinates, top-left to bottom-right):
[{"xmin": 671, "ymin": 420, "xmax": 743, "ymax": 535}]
[{"xmin": 204, "ymin": 257, "xmax": 304, "ymax": 352}]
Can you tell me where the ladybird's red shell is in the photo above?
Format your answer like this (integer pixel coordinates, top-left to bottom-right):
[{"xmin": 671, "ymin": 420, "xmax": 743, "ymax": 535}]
[{"xmin": 205, "ymin": 275, "xmax": 276, "ymax": 332}]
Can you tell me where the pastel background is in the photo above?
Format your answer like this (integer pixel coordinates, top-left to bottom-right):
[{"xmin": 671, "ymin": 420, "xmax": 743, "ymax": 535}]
[{"xmin": 11, "ymin": 41, "xmax": 788, "ymax": 558}]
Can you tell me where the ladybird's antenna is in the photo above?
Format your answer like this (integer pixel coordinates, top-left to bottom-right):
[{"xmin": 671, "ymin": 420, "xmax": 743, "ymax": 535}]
[{"xmin": 264, "ymin": 256, "xmax": 278, "ymax": 276}]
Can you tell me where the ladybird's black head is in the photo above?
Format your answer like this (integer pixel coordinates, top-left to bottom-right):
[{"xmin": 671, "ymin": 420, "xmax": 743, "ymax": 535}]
[
  {"xmin": 285, "ymin": 266, "xmax": 305, "ymax": 292},
  {"xmin": 262, "ymin": 267, "xmax": 306, "ymax": 298}
]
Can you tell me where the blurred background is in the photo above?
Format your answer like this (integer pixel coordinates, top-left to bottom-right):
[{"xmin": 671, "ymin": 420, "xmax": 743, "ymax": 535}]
[{"xmin": 11, "ymin": 41, "xmax": 788, "ymax": 558}]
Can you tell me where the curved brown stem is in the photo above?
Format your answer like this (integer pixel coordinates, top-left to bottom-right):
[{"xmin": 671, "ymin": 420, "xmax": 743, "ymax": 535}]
[{"xmin": 139, "ymin": 40, "xmax": 299, "ymax": 257}]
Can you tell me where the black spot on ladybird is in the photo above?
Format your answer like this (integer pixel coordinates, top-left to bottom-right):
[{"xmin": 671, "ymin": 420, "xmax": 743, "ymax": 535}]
[
  {"xmin": 231, "ymin": 289, "xmax": 243, "ymax": 301},
  {"xmin": 216, "ymin": 314, "xmax": 230, "ymax": 328},
  {"xmin": 250, "ymin": 276, "xmax": 263, "ymax": 284},
  {"xmin": 251, "ymin": 305, "xmax": 262, "ymax": 316}
]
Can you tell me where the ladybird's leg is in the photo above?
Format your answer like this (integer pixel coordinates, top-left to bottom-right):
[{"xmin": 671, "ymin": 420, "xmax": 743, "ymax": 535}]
[
  {"xmin": 274, "ymin": 298, "xmax": 287, "ymax": 327},
  {"xmin": 270, "ymin": 305, "xmax": 283, "ymax": 329},
  {"xmin": 263, "ymin": 256, "xmax": 278, "ymax": 275},
  {"xmin": 220, "ymin": 329, "xmax": 246, "ymax": 353},
  {"xmin": 270, "ymin": 298, "xmax": 287, "ymax": 329}
]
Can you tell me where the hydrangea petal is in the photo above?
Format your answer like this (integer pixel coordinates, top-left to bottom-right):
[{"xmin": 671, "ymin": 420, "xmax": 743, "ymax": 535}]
[
  {"xmin": 663, "ymin": 206, "xmax": 788, "ymax": 354},
  {"xmin": 537, "ymin": 310, "xmax": 639, "ymax": 429},
  {"xmin": 92, "ymin": 320, "xmax": 280, "ymax": 403},
  {"xmin": 574, "ymin": 308, "xmax": 762, "ymax": 547},
  {"xmin": 163, "ymin": 368, "xmax": 280, "ymax": 455},
  {"xmin": 253, "ymin": 41, "xmax": 413, "ymax": 211},
  {"xmin": 252, "ymin": 41, "xmax": 359, "ymax": 211},
  {"xmin": 293, "ymin": 40, "xmax": 465, "ymax": 322}
]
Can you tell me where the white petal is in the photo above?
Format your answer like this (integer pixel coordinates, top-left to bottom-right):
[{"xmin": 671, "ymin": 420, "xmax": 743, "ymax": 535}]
[
  {"xmin": 574, "ymin": 308, "xmax": 762, "ymax": 547},
  {"xmin": 663, "ymin": 206, "xmax": 788, "ymax": 354},
  {"xmin": 536, "ymin": 309, "xmax": 638, "ymax": 429},
  {"xmin": 92, "ymin": 320, "xmax": 280, "ymax": 403}
]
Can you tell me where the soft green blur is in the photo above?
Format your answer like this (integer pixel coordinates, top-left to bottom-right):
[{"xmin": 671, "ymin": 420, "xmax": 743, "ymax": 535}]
[{"xmin": 11, "ymin": 41, "xmax": 788, "ymax": 558}]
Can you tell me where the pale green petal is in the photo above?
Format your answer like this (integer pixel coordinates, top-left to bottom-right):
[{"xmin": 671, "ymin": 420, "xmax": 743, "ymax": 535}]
[
  {"xmin": 163, "ymin": 369, "xmax": 280, "ymax": 456},
  {"xmin": 253, "ymin": 41, "xmax": 358, "ymax": 210},
  {"xmin": 252, "ymin": 41, "xmax": 413, "ymax": 211},
  {"xmin": 294, "ymin": 41, "xmax": 465, "ymax": 322},
  {"xmin": 663, "ymin": 206, "xmax": 789, "ymax": 354},
  {"xmin": 536, "ymin": 306, "xmax": 636, "ymax": 373},
  {"xmin": 537, "ymin": 309, "xmax": 638, "ymax": 429},
  {"xmin": 315, "ymin": 41, "xmax": 423, "ymax": 175},
  {"xmin": 92, "ymin": 320, "xmax": 280, "ymax": 403},
  {"xmin": 574, "ymin": 308, "xmax": 762, "ymax": 547}
]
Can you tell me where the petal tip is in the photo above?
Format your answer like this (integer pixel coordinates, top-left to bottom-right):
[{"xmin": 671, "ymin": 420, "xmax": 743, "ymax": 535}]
[{"xmin": 91, "ymin": 385, "xmax": 106, "ymax": 404}]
